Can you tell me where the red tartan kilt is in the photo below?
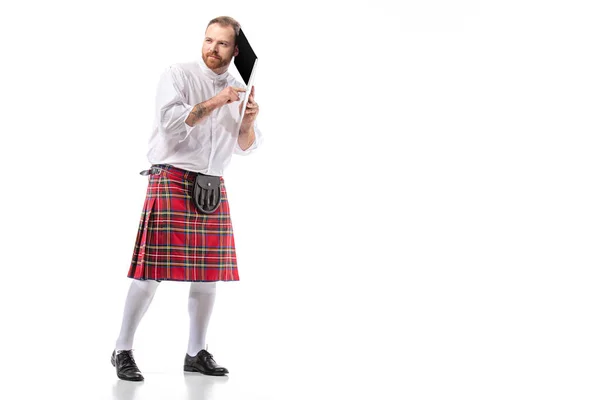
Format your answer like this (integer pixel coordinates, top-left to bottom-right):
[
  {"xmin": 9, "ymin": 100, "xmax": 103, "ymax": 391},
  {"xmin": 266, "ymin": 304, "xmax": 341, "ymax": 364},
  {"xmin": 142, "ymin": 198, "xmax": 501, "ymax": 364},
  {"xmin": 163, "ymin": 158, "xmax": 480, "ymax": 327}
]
[{"xmin": 127, "ymin": 165, "xmax": 239, "ymax": 282}]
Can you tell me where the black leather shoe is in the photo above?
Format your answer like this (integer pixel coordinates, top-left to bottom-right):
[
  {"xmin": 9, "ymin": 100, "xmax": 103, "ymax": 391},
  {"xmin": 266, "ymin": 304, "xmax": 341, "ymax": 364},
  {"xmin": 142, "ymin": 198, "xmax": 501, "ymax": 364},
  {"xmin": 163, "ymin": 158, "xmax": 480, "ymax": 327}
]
[
  {"xmin": 111, "ymin": 350, "xmax": 144, "ymax": 381},
  {"xmin": 184, "ymin": 350, "xmax": 229, "ymax": 376}
]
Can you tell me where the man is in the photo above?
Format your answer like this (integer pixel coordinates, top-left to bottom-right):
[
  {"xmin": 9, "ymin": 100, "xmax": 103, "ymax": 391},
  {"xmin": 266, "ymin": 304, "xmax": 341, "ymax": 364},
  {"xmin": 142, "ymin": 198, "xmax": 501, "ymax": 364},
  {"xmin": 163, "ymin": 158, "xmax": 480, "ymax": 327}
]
[{"xmin": 111, "ymin": 16, "xmax": 262, "ymax": 381}]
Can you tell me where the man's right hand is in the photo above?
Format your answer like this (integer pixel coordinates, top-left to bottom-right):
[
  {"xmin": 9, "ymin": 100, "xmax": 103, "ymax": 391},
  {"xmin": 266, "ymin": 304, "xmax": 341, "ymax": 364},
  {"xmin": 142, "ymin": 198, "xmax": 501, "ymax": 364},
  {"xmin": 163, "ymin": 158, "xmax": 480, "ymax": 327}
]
[{"xmin": 217, "ymin": 87, "xmax": 246, "ymax": 105}]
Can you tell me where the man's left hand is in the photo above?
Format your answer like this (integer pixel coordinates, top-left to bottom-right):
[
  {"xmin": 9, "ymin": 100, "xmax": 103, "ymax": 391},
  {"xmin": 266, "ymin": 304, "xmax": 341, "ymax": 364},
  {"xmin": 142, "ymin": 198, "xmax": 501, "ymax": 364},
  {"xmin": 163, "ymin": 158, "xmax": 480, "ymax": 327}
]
[{"xmin": 239, "ymin": 86, "xmax": 259, "ymax": 133}]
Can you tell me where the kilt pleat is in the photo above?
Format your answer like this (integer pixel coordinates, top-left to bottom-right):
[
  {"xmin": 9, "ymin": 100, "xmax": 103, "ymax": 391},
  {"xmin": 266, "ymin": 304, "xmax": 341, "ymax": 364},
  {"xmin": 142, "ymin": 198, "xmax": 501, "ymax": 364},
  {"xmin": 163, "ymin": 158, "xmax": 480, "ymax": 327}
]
[{"xmin": 127, "ymin": 165, "xmax": 239, "ymax": 282}]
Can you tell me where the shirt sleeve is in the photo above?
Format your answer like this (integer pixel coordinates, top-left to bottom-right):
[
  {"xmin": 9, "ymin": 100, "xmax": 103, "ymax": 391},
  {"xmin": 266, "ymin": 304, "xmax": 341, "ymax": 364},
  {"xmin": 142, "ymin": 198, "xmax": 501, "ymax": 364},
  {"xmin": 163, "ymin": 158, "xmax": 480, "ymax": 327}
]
[
  {"xmin": 234, "ymin": 121, "xmax": 264, "ymax": 155},
  {"xmin": 155, "ymin": 65, "xmax": 195, "ymax": 140}
]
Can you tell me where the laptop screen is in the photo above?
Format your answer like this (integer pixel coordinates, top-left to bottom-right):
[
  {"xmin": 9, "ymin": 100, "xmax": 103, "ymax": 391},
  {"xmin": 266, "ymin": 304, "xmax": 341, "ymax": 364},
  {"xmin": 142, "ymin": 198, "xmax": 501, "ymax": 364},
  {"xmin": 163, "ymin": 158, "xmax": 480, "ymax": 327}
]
[{"xmin": 234, "ymin": 29, "xmax": 257, "ymax": 85}]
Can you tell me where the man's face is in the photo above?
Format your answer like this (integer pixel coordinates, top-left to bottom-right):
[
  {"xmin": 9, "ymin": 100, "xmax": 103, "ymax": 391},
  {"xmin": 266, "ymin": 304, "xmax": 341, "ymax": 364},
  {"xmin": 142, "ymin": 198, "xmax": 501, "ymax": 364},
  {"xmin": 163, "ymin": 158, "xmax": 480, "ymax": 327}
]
[{"xmin": 202, "ymin": 23, "xmax": 238, "ymax": 73}]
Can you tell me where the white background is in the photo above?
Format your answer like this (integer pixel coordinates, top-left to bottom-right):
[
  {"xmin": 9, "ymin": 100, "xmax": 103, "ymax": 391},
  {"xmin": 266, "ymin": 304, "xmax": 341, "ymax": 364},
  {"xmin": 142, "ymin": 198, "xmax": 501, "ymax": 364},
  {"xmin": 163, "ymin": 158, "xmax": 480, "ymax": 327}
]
[{"xmin": 1, "ymin": 0, "xmax": 599, "ymax": 399}]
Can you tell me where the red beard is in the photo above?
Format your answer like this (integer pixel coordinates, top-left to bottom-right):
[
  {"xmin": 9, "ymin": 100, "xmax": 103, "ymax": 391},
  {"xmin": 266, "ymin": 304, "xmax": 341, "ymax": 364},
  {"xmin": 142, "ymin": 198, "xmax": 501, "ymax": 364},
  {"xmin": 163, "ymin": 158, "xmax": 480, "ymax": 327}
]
[{"xmin": 203, "ymin": 53, "xmax": 228, "ymax": 70}]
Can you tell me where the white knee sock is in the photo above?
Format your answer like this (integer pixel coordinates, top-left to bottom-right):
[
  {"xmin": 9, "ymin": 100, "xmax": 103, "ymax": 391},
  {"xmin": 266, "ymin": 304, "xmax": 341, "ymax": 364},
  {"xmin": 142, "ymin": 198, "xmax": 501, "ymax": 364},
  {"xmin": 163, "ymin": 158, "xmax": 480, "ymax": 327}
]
[
  {"xmin": 115, "ymin": 279, "xmax": 160, "ymax": 351},
  {"xmin": 187, "ymin": 282, "xmax": 217, "ymax": 356}
]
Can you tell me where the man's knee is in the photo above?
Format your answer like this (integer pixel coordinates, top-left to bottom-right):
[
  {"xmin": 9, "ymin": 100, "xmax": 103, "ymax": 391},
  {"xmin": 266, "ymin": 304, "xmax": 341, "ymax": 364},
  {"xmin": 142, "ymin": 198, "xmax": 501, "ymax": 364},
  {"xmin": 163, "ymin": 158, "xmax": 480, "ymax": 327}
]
[
  {"xmin": 189, "ymin": 282, "xmax": 216, "ymax": 294},
  {"xmin": 132, "ymin": 279, "xmax": 161, "ymax": 295}
]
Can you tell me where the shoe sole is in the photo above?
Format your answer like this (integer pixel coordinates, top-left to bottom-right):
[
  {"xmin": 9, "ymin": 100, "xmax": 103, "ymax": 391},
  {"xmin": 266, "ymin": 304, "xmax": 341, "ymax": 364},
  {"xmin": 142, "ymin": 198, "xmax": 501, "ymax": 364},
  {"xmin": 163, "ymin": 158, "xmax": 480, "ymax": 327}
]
[
  {"xmin": 112, "ymin": 354, "xmax": 145, "ymax": 381},
  {"xmin": 183, "ymin": 365, "xmax": 227, "ymax": 376}
]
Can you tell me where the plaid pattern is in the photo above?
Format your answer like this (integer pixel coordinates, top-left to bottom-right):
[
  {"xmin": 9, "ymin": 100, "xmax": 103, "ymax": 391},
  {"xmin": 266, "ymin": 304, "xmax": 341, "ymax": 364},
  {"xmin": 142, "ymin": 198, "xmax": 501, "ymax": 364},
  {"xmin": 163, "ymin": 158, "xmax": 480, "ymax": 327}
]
[{"xmin": 127, "ymin": 164, "xmax": 239, "ymax": 282}]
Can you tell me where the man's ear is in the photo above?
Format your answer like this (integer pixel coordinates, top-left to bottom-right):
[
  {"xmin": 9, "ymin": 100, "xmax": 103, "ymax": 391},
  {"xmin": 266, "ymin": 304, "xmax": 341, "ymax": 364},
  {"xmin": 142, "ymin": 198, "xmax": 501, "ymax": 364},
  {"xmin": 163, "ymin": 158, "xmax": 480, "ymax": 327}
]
[{"xmin": 234, "ymin": 45, "xmax": 239, "ymax": 57}]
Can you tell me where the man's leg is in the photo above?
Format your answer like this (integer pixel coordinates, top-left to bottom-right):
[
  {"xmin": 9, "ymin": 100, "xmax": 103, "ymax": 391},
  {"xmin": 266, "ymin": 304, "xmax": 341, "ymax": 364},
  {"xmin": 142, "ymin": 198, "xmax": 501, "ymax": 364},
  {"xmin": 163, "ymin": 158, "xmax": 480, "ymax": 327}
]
[
  {"xmin": 116, "ymin": 279, "xmax": 160, "ymax": 350},
  {"xmin": 187, "ymin": 282, "xmax": 216, "ymax": 356},
  {"xmin": 184, "ymin": 282, "xmax": 228, "ymax": 375},
  {"xmin": 112, "ymin": 279, "xmax": 160, "ymax": 381}
]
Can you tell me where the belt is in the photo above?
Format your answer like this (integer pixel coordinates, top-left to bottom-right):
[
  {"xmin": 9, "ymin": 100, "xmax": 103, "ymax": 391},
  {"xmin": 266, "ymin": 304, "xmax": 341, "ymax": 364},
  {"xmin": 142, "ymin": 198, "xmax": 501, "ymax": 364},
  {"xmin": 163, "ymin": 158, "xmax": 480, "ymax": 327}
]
[{"xmin": 139, "ymin": 166, "xmax": 164, "ymax": 176}]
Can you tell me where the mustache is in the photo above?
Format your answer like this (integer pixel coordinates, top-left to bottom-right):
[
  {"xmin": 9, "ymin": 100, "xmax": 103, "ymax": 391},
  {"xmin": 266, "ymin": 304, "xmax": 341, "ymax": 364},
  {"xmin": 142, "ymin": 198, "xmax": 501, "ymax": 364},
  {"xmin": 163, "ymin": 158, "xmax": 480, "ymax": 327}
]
[{"xmin": 206, "ymin": 52, "xmax": 221, "ymax": 59}]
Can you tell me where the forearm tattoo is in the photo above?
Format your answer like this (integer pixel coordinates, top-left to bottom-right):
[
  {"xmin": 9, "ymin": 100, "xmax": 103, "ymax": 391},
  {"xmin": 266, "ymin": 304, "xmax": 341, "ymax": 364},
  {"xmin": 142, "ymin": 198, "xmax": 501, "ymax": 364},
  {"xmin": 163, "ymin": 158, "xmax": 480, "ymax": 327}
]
[{"xmin": 190, "ymin": 104, "xmax": 207, "ymax": 120}]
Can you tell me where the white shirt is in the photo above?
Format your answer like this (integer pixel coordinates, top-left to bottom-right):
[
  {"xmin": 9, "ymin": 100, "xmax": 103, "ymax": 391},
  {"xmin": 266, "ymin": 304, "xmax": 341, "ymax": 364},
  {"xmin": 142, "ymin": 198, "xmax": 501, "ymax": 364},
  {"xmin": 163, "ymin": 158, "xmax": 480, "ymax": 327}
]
[{"xmin": 146, "ymin": 57, "xmax": 263, "ymax": 176}]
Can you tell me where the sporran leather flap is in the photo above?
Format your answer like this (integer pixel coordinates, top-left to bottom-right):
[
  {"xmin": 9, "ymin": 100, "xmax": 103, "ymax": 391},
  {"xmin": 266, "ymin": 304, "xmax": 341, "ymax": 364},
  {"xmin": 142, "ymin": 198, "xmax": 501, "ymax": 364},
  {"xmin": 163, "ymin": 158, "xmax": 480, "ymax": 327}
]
[{"xmin": 193, "ymin": 174, "xmax": 222, "ymax": 214}]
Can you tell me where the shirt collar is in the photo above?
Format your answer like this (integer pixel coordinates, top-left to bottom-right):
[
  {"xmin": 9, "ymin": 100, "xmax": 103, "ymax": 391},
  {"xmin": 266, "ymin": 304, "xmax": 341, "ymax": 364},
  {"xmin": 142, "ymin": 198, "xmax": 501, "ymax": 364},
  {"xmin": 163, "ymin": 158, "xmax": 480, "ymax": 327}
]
[{"xmin": 198, "ymin": 56, "xmax": 230, "ymax": 82}]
